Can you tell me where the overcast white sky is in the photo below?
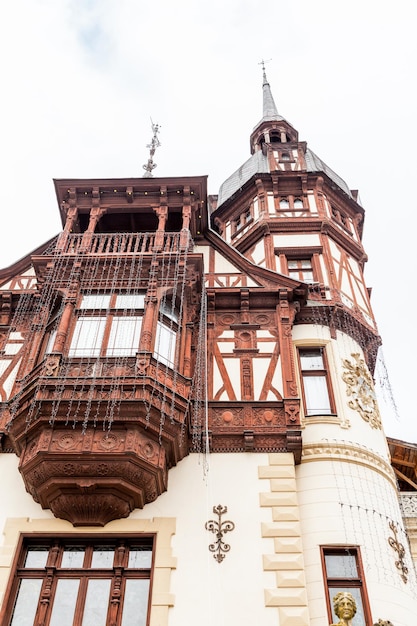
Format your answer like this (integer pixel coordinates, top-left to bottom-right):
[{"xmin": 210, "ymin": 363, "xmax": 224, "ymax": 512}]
[{"xmin": 0, "ymin": 0, "xmax": 415, "ymax": 441}]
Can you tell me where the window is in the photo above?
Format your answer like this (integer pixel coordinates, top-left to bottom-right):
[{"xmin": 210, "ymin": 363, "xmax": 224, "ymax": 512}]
[
  {"xmin": 154, "ymin": 300, "xmax": 178, "ymax": 367},
  {"xmin": 69, "ymin": 293, "xmax": 145, "ymax": 358},
  {"xmin": 287, "ymin": 259, "xmax": 314, "ymax": 283},
  {"xmin": 4, "ymin": 537, "xmax": 153, "ymax": 626},
  {"xmin": 278, "ymin": 196, "xmax": 307, "ymax": 211},
  {"xmin": 298, "ymin": 347, "xmax": 334, "ymax": 415},
  {"xmin": 321, "ymin": 547, "xmax": 372, "ymax": 626},
  {"xmin": 231, "ymin": 209, "xmax": 252, "ymax": 235}
]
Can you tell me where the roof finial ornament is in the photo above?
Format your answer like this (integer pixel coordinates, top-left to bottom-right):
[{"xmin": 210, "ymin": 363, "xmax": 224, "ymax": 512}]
[
  {"xmin": 258, "ymin": 58, "xmax": 272, "ymax": 85},
  {"xmin": 142, "ymin": 118, "xmax": 161, "ymax": 178}
]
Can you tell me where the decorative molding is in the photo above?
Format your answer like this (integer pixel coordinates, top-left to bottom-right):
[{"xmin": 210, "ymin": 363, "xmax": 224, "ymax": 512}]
[
  {"xmin": 205, "ymin": 504, "xmax": 235, "ymax": 563},
  {"xmin": 388, "ymin": 520, "xmax": 408, "ymax": 584},
  {"xmin": 342, "ymin": 353, "xmax": 381, "ymax": 429},
  {"xmin": 301, "ymin": 441, "xmax": 396, "ymax": 487},
  {"xmin": 400, "ymin": 493, "xmax": 417, "ymax": 517}
]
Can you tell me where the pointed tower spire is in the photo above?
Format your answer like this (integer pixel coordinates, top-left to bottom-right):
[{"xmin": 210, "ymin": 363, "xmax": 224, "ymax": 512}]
[
  {"xmin": 250, "ymin": 61, "xmax": 297, "ymax": 154},
  {"xmin": 260, "ymin": 59, "xmax": 281, "ymax": 120}
]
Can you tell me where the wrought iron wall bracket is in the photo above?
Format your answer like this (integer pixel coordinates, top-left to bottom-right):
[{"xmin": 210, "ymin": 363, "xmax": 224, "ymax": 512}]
[{"xmin": 205, "ymin": 504, "xmax": 235, "ymax": 563}]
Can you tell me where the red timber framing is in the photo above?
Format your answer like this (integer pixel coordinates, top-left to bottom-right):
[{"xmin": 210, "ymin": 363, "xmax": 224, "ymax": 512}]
[{"xmin": 0, "ymin": 173, "xmax": 309, "ymax": 526}]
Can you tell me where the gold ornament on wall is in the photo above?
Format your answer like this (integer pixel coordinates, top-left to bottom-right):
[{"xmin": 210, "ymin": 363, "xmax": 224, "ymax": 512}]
[{"xmin": 342, "ymin": 353, "xmax": 381, "ymax": 429}]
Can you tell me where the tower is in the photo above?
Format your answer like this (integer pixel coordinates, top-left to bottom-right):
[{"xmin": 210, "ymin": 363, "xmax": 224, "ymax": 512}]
[{"xmin": 0, "ymin": 71, "xmax": 416, "ymax": 626}]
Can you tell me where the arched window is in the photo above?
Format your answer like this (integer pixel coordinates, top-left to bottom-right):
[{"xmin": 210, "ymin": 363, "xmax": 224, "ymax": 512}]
[
  {"xmin": 279, "ymin": 198, "xmax": 290, "ymax": 209},
  {"xmin": 294, "ymin": 198, "xmax": 304, "ymax": 209}
]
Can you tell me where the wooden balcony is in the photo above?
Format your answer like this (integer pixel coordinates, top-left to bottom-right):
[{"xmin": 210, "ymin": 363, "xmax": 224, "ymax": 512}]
[{"xmin": 7, "ymin": 354, "xmax": 193, "ymax": 526}]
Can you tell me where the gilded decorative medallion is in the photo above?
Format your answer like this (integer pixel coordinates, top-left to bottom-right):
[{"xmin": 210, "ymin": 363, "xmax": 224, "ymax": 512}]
[{"xmin": 342, "ymin": 353, "xmax": 381, "ymax": 429}]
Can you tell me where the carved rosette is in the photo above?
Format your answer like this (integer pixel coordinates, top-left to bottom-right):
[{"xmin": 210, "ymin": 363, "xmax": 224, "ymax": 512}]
[{"xmin": 342, "ymin": 353, "xmax": 381, "ymax": 429}]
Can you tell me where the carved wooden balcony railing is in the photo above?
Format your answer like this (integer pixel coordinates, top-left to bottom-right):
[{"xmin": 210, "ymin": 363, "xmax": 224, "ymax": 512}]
[{"xmin": 56, "ymin": 232, "xmax": 193, "ymax": 255}]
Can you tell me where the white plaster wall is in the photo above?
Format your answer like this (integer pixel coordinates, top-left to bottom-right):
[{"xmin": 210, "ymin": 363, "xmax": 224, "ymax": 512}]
[
  {"xmin": 273, "ymin": 233, "xmax": 321, "ymax": 248},
  {"xmin": 293, "ymin": 323, "xmax": 417, "ymax": 624},
  {"xmin": 0, "ymin": 452, "xmax": 277, "ymax": 626},
  {"xmin": 292, "ymin": 324, "xmax": 391, "ymax": 456},
  {"xmin": 297, "ymin": 459, "xmax": 417, "ymax": 626}
]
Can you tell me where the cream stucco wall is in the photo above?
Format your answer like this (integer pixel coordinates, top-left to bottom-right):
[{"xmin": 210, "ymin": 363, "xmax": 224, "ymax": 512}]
[{"xmin": 1, "ymin": 452, "xmax": 306, "ymax": 626}]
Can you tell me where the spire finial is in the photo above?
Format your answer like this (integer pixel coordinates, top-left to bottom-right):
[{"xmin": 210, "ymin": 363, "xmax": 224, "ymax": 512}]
[
  {"xmin": 258, "ymin": 58, "xmax": 272, "ymax": 85},
  {"xmin": 142, "ymin": 119, "xmax": 161, "ymax": 178}
]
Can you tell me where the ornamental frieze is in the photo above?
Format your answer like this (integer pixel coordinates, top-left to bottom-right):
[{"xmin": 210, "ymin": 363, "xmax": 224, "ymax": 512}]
[{"xmin": 342, "ymin": 352, "xmax": 381, "ymax": 429}]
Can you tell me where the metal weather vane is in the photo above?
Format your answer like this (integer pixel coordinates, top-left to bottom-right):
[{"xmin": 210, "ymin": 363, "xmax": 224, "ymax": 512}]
[{"xmin": 142, "ymin": 119, "xmax": 161, "ymax": 178}]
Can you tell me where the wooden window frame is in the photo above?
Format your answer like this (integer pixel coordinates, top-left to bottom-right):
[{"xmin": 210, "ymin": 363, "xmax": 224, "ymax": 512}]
[
  {"xmin": 275, "ymin": 246, "xmax": 323, "ymax": 286},
  {"xmin": 297, "ymin": 346, "xmax": 336, "ymax": 416},
  {"xmin": 68, "ymin": 292, "xmax": 146, "ymax": 358},
  {"xmin": 321, "ymin": 546, "xmax": 373, "ymax": 626},
  {"xmin": 1, "ymin": 533, "xmax": 154, "ymax": 626}
]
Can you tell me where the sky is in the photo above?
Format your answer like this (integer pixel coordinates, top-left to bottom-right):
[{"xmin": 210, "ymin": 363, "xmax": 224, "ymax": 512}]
[{"xmin": 0, "ymin": 0, "xmax": 416, "ymax": 441}]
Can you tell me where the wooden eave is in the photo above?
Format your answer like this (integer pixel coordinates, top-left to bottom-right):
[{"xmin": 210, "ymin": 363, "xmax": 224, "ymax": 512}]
[
  {"xmin": 0, "ymin": 236, "xmax": 57, "ymax": 288},
  {"xmin": 204, "ymin": 228, "xmax": 308, "ymax": 301},
  {"xmin": 388, "ymin": 437, "xmax": 417, "ymax": 492},
  {"xmin": 54, "ymin": 175, "xmax": 209, "ymax": 239}
]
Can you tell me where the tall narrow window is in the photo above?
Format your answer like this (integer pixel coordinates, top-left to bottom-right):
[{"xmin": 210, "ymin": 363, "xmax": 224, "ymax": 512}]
[
  {"xmin": 154, "ymin": 300, "xmax": 179, "ymax": 367},
  {"xmin": 298, "ymin": 347, "xmax": 334, "ymax": 415},
  {"xmin": 321, "ymin": 546, "xmax": 372, "ymax": 626},
  {"xmin": 4, "ymin": 537, "xmax": 153, "ymax": 626}
]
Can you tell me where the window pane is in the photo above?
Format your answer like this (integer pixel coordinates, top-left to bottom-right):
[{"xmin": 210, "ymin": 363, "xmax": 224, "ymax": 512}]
[
  {"xmin": 91, "ymin": 547, "xmax": 115, "ymax": 568},
  {"xmin": 80, "ymin": 294, "xmax": 111, "ymax": 310},
  {"xmin": 302, "ymin": 271, "xmax": 314, "ymax": 283},
  {"xmin": 107, "ymin": 316, "xmax": 142, "ymax": 356},
  {"xmin": 160, "ymin": 301, "xmax": 179, "ymax": 323},
  {"xmin": 82, "ymin": 579, "xmax": 111, "ymax": 626},
  {"xmin": 45, "ymin": 328, "xmax": 57, "ymax": 354},
  {"xmin": 121, "ymin": 579, "xmax": 150, "ymax": 626},
  {"xmin": 155, "ymin": 322, "xmax": 176, "ymax": 367},
  {"xmin": 115, "ymin": 294, "xmax": 145, "ymax": 309},
  {"xmin": 325, "ymin": 553, "xmax": 358, "ymax": 578},
  {"xmin": 69, "ymin": 316, "xmax": 106, "ymax": 357},
  {"xmin": 10, "ymin": 579, "xmax": 42, "ymax": 626},
  {"xmin": 128, "ymin": 548, "xmax": 153, "ymax": 569},
  {"xmin": 49, "ymin": 579, "xmax": 80, "ymax": 626},
  {"xmin": 61, "ymin": 547, "xmax": 85, "ymax": 568},
  {"xmin": 303, "ymin": 375, "xmax": 331, "ymax": 415},
  {"xmin": 300, "ymin": 350, "xmax": 324, "ymax": 370},
  {"xmin": 24, "ymin": 547, "xmax": 48, "ymax": 568},
  {"xmin": 329, "ymin": 587, "xmax": 365, "ymax": 626}
]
